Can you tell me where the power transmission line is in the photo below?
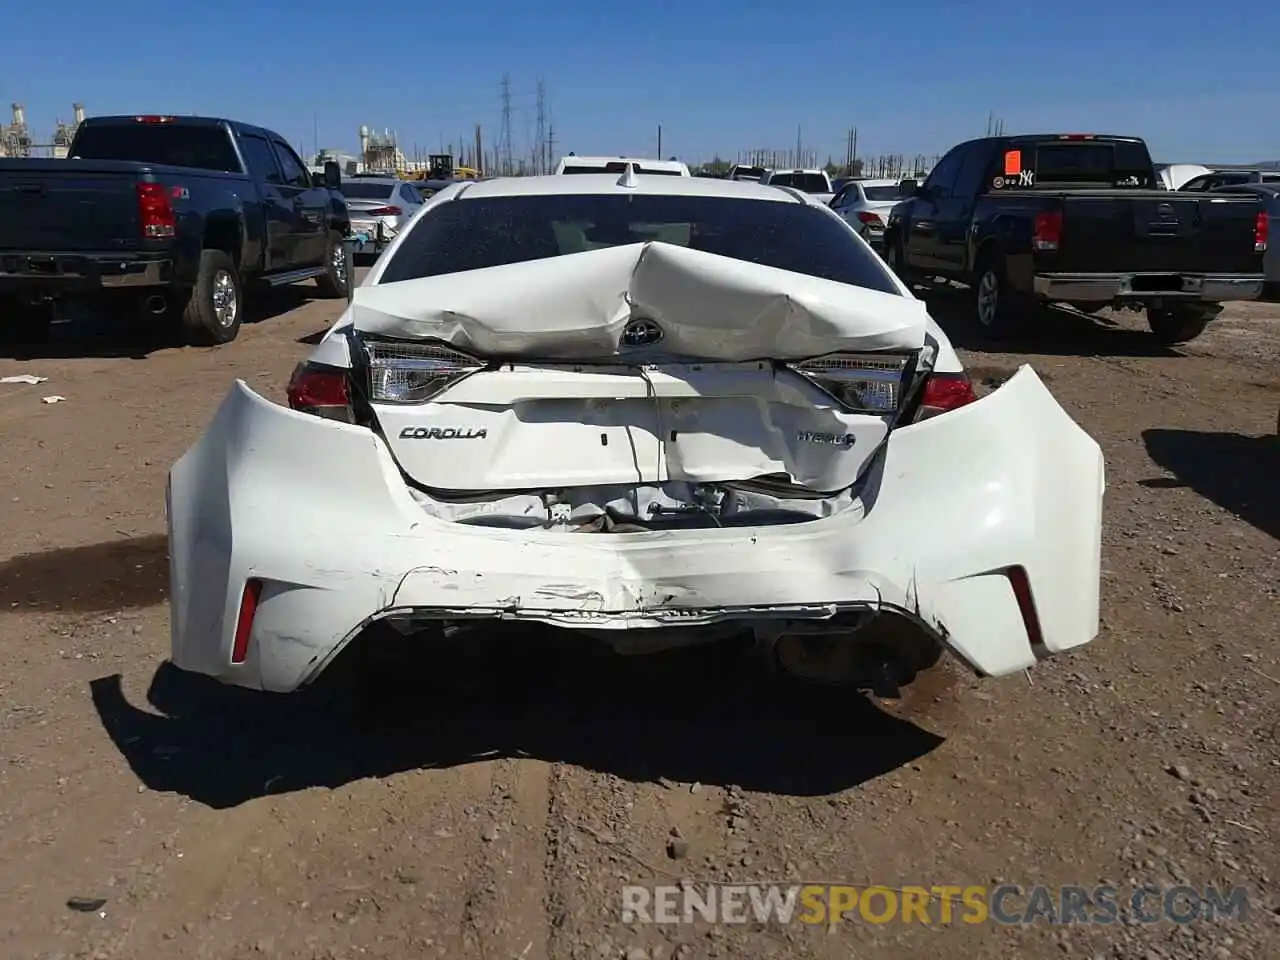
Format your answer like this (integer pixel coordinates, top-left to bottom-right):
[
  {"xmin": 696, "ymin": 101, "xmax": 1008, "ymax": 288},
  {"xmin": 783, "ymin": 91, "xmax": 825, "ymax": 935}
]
[
  {"xmin": 498, "ymin": 73, "xmax": 514, "ymax": 176},
  {"xmin": 534, "ymin": 78, "xmax": 547, "ymax": 175}
]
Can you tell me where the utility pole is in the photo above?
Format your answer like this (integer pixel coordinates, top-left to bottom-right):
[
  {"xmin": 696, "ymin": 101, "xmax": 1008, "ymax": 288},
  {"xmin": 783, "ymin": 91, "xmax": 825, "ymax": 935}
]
[
  {"xmin": 795, "ymin": 124, "xmax": 802, "ymax": 168},
  {"xmin": 534, "ymin": 77, "xmax": 547, "ymax": 175},
  {"xmin": 657, "ymin": 124, "xmax": 662, "ymax": 159},
  {"xmin": 547, "ymin": 122, "xmax": 556, "ymax": 170},
  {"xmin": 474, "ymin": 123, "xmax": 483, "ymax": 176},
  {"xmin": 498, "ymin": 73, "xmax": 514, "ymax": 177}
]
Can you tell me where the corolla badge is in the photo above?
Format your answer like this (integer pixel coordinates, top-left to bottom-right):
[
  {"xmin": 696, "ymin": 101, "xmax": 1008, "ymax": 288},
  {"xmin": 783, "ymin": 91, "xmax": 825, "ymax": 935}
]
[{"xmin": 622, "ymin": 318, "xmax": 664, "ymax": 346}]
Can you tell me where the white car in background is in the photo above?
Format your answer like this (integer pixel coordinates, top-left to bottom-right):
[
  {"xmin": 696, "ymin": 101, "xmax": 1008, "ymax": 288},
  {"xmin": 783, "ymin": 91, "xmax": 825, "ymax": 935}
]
[
  {"xmin": 829, "ymin": 178, "xmax": 911, "ymax": 251},
  {"xmin": 166, "ymin": 172, "xmax": 1105, "ymax": 698},
  {"xmin": 339, "ymin": 176, "xmax": 426, "ymax": 258},
  {"xmin": 759, "ymin": 168, "xmax": 836, "ymax": 204},
  {"xmin": 555, "ymin": 155, "xmax": 690, "ymax": 176}
]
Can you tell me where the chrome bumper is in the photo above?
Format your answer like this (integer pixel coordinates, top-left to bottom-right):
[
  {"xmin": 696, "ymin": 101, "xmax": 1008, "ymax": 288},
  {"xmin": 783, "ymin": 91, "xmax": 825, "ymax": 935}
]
[{"xmin": 1033, "ymin": 273, "xmax": 1264, "ymax": 303}]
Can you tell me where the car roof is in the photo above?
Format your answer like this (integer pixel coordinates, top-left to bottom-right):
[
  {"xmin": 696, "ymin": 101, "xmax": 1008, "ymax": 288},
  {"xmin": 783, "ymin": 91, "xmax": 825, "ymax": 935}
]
[{"xmin": 454, "ymin": 174, "xmax": 807, "ymax": 203}]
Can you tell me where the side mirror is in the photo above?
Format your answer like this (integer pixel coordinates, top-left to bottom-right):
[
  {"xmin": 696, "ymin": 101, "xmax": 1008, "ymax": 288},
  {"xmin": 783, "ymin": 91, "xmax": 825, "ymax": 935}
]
[{"xmin": 323, "ymin": 160, "xmax": 341, "ymax": 191}]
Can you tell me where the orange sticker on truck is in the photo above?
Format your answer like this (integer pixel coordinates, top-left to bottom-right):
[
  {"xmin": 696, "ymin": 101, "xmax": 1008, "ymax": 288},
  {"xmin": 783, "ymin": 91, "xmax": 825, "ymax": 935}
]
[{"xmin": 1003, "ymin": 150, "xmax": 1022, "ymax": 176}]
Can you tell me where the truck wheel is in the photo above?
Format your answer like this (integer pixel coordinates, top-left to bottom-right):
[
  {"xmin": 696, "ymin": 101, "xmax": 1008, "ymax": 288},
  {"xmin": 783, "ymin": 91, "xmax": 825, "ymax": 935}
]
[
  {"xmin": 1146, "ymin": 305, "xmax": 1216, "ymax": 345},
  {"xmin": 314, "ymin": 232, "xmax": 351, "ymax": 299},
  {"xmin": 0, "ymin": 297, "xmax": 53, "ymax": 344},
  {"xmin": 971, "ymin": 256, "xmax": 1024, "ymax": 338},
  {"xmin": 179, "ymin": 250, "xmax": 243, "ymax": 345},
  {"xmin": 884, "ymin": 237, "xmax": 910, "ymax": 280}
]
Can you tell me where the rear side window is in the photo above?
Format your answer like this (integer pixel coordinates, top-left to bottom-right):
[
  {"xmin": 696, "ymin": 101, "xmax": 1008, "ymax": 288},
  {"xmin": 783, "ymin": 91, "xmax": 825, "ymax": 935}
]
[
  {"xmin": 380, "ymin": 193, "xmax": 900, "ymax": 295},
  {"xmin": 70, "ymin": 123, "xmax": 241, "ymax": 172}
]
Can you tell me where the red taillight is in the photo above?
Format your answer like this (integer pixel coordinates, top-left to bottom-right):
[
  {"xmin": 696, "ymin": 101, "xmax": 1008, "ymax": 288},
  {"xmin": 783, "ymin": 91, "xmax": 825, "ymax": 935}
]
[
  {"xmin": 231, "ymin": 578, "xmax": 263, "ymax": 664},
  {"xmin": 856, "ymin": 211, "xmax": 883, "ymax": 225},
  {"xmin": 1006, "ymin": 565, "xmax": 1045, "ymax": 650},
  {"xmin": 286, "ymin": 362, "xmax": 355, "ymax": 422},
  {"xmin": 914, "ymin": 373, "xmax": 978, "ymax": 421},
  {"xmin": 1033, "ymin": 210, "xmax": 1062, "ymax": 252},
  {"xmin": 137, "ymin": 182, "xmax": 176, "ymax": 239},
  {"xmin": 1255, "ymin": 211, "xmax": 1268, "ymax": 252},
  {"xmin": 367, "ymin": 205, "xmax": 402, "ymax": 217}
]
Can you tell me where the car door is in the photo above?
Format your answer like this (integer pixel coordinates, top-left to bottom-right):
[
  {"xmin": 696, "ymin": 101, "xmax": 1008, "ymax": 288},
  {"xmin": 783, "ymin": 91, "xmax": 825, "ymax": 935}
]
[
  {"xmin": 236, "ymin": 133, "xmax": 293, "ymax": 272},
  {"xmin": 270, "ymin": 138, "xmax": 328, "ymax": 266},
  {"xmin": 905, "ymin": 146, "xmax": 963, "ymax": 271},
  {"xmin": 936, "ymin": 140, "xmax": 996, "ymax": 274}
]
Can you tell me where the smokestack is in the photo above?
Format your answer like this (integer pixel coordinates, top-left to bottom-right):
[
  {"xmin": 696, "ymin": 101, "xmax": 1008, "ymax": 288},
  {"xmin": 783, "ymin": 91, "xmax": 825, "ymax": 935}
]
[
  {"xmin": 12, "ymin": 103, "xmax": 25, "ymax": 127},
  {"xmin": 73, "ymin": 103, "xmax": 85, "ymax": 125}
]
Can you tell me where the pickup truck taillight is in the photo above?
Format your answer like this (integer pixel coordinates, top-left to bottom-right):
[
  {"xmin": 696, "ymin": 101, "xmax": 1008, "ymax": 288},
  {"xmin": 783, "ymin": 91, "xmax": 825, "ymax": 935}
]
[
  {"xmin": 1256, "ymin": 211, "xmax": 1268, "ymax": 252},
  {"xmin": 286, "ymin": 362, "xmax": 355, "ymax": 423},
  {"xmin": 913, "ymin": 373, "xmax": 978, "ymax": 422},
  {"xmin": 136, "ymin": 183, "xmax": 176, "ymax": 239},
  {"xmin": 1033, "ymin": 210, "xmax": 1062, "ymax": 252},
  {"xmin": 366, "ymin": 205, "xmax": 402, "ymax": 217}
]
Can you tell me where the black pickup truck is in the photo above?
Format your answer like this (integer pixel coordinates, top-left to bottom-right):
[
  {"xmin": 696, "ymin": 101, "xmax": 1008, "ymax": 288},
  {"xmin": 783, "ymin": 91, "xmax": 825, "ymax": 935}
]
[
  {"xmin": 0, "ymin": 115, "xmax": 353, "ymax": 345},
  {"xmin": 882, "ymin": 134, "xmax": 1268, "ymax": 343}
]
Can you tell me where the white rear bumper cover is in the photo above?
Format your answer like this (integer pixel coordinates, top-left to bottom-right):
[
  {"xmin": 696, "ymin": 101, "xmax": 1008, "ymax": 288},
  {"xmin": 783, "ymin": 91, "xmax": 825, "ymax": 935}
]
[{"xmin": 166, "ymin": 366, "xmax": 1104, "ymax": 692}]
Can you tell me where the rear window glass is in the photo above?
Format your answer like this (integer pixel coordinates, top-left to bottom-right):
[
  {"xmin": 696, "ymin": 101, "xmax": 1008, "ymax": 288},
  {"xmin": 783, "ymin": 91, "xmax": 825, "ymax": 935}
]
[
  {"xmin": 70, "ymin": 123, "xmax": 240, "ymax": 172},
  {"xmin": 730, "ymin": 167, "xmax": 765, "ymax": 180},
  {"xmin": 341, "ymin": 182, "xmax": 396, "ymax": 199},
  {"xmin": 1030, "ymin": 142, "xmax": 1155, "ymax": 187},
  {"xmin": 379, "ymin": 193, "xmax": 900, "ymax": 295},
  {"xmin": 863, "ymin": 184, "xmax": 907, "ymax": 201},
  {"xmin": 765, "ymin": 173, "xmax": 831, "ymax": 193},
  {"xmin": 562, "ymin": 162, "xmax": 682, "ymax": 176}
]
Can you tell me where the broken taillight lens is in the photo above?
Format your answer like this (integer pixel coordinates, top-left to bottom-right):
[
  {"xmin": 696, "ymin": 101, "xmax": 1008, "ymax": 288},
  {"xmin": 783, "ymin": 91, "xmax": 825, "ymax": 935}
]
[
  {"xmin": 286, "ymin": 362, "xmax": 355, "ymax": 422},
  {"xmin": 789, "ymin": 353, "xmax": 911, "ymax": 414},
  {"xmin": 913, "ymin": 372, "xmax": 978, "ymax": 421},
  {"xmin": 362, "ymin": 339, "xmax": 485, "ymax": 403}
]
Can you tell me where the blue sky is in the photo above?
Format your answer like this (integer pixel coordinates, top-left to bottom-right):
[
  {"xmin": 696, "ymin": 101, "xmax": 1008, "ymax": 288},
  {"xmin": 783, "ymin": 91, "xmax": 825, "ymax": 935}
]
[{"xmin": 6, "ymin": 0, "xmax": 1276, "ymax": 166}]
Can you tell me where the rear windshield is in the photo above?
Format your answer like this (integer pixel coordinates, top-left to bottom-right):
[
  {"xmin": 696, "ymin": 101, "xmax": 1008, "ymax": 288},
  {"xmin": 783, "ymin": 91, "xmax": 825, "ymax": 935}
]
[
  {"xmin": 563, "ymin": 162, "xmax": 682, "ymax": 176},
  {"xmin": 341, "ymin": 182, "xmax": 396, "ymax": 199},
  {"xmin": 379, "ymin": 193, "xmax": 899, "ymax": 294},
  {"xmin": 765, "ymin": 173, "xmax": 830, "ymax": 193},
  {"xmin": 731, "ymin": 167, "xmax": 765, "ymax": 180},
  {"xmin": 863, "ymin": 184, "xmax": 907, "ymax": 201},
  {"xmin": 1029, "ymin": 142, "xmax": 1155, "ymax": 187},
  {"xmin": 69, "ymin": 123, "xmax": 241, "ymax": 173}
]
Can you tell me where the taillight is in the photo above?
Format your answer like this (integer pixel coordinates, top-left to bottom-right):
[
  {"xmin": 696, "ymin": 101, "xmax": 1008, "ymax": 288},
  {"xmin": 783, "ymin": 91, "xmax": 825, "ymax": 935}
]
[
  {"xmin": 137, "ymin": 182, "xmax": 176, "ymax": 239},
  {"xmin": 367, "ymin": 205, "xmax": 402, "ymax": 217},
  {"xmin": 1006, "ymin": 565, "xmax": 1044, "ymax": 650},
  {"xmin": 1256, "ymin": 211, "xmax": 1268, "ymax": 252},
  {"xmin": 913, "ymin": 372, "xmax": 978, "ymax": 421},
  {"xmin": 363, "ymin": 339, "xmax": 485, "ymax": 403},
  {"xmin": 1033, "ymin": 210, "xmax": 1062, "ymax": 252},
  {"xmin": 286, "ymin": 362, "xmax": 355, "ymax": 422},
  {"xmin": 856, "ymin": 211, "xmax": 884, "ymax": 225},
  {"xmin": 789, "ymin": 353, "xmax": 911, "ymax": 414}
]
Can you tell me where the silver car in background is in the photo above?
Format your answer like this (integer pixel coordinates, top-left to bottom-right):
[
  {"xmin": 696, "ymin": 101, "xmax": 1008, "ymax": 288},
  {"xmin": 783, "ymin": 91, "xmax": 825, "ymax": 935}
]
[
  {"xmin": 340, "ymin": 177, "xmax": 426, "ymax": 259},
  {"xmin": 829, "ymin": 178, "xmax": 911, "ymax": 251}
]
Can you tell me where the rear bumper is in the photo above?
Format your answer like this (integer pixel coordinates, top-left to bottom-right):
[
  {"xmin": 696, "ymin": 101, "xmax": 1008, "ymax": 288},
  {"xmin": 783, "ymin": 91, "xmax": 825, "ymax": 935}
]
[
  {"xmin": 166, "ymin": 366, "xmax": 1105, "ymax": 693},
  {"xmin": 1033, "ymin": 272, "xmax": 1263, "ymax": 303},
  {"xmin": 0, "ymin": 252, "xmax": 171, "ymax": 294}
]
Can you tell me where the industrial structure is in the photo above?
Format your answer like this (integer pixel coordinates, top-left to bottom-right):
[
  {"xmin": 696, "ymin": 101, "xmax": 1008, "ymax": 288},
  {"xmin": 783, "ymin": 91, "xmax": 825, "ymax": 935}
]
[{"xmin": 0, "ymin": 102, "xmax": 85, "ymax": 158}]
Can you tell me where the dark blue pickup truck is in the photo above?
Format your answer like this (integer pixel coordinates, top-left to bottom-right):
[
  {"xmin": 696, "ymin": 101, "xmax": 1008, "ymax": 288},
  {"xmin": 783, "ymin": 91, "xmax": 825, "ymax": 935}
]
[{"xmin": 0, "ymin": 114, "xmax": 353, "ymax": 345}]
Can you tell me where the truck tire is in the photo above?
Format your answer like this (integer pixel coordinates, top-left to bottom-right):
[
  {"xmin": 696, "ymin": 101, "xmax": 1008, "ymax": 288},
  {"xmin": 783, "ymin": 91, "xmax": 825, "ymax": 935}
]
[
  {"xmin": 0, "ymin": 297, "xmax": 53, "ymax": 344},
  {"xmin": 179, "ymin": 250, "xmax": 243, "ymax": 345},
  {"xmin": 314, "ymin": 232, "xmax": 352, "ymax": 299},
  {"xmin": 1146, "ymin": 304, "xmax": 1216, "ymax": 345},
  {"xmin": 883, "ymin": 236, "xmax": 910, "ymax": 281},
  {"xmin": 971, "ymin": 254, "xmax": 1025, "ymax": 338}
]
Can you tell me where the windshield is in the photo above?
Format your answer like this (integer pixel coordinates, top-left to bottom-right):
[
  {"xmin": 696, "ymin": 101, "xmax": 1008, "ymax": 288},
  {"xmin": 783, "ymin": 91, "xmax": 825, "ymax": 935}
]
[
  {"xmin": 379, "ymin": 194, "xmax": 899, "ymax": 294},
  {"xmin": 69, "ymin": 123, "xmax": 241, "ymax": 172},
  {"xmin": 766, "ymin": 173, "xmax": 830, "ymax": 193},
  {"xmin": 863, "ymin": 184, "xmax": 907, "ymax": 201},
  {"xmin": 341, "ymin": 182, "xmax": 396, "ymax": 199}
]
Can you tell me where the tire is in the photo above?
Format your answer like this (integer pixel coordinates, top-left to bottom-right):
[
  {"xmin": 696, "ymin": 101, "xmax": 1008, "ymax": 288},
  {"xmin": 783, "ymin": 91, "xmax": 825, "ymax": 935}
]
[
  {"xmin": 1146, "ymin": 304, "xmax": 1216, "ymax": 345},
  {"xmin": 971, "ymin": 254, "xmax": 1025, "ymax": 338},
  {"xmin": 0, "ymin": 297, "xmax": 53, "ymax": 344},
  {"xmin": 314, "ymin": 231, "xmax": 352, "ymax": 299},
  {"xmin": 883, "ymin": 237, "xmax": 910, "ymax": 281},
  {"xmin": 178, "ymin": 249, "xmax": 243, "ymax": 345}
]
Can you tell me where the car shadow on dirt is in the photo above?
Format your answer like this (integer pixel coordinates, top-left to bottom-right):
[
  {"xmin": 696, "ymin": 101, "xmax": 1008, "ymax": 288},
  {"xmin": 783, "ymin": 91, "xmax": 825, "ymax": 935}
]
[
  {"xmin": 0, "ymin": 534, "xmax": 169, "ymax": 612},
  {"xmin": 912, "ymin": 282, "xmax": 1184, "ymax": 359},
  {"xmin": 89, "ymin": 629, "xmax": 946, "ymax": 810},
  {"xmin": 1141, "ymin": 428, "xmax": 1280, "ymax": 539},
  {"xmin": 0, "ymin": 284, "xmax": 321, "ymax": 361}
]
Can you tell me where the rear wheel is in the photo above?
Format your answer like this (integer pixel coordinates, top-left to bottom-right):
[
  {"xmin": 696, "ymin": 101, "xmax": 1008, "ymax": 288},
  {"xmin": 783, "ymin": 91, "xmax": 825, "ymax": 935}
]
[
  {"xmin": 314, "ymin": 231, "xmax": 351, "ymax": 299},
  {"xmin": 883, "ymin": 236, "xmax": 910, "ymax": 281},
  {"xmin": 971, "ymin": 255, "xmax": 1026, "ymax": 338},
  {"xmin": 1146, "ymin": 304, "xmax": 1218, "ymax": 345},
  {"xmin": 179, "ymin": 249, "xmax": 242, "ymax": 345}
]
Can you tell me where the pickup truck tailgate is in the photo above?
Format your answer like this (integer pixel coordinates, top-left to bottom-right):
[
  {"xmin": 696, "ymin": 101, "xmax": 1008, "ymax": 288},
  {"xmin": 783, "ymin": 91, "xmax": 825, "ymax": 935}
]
[
  {"xmin": 1052, "ymin": 191, "xmax": 1263, "ymax": 274},
  {"xmin": 0, "ymin": 166, "xmax": 140, "ymax": 251}
]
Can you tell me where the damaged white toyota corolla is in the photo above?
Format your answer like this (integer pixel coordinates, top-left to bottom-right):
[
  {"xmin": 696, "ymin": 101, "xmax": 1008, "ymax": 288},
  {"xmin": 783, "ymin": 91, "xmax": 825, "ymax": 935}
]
[{"xmin": 166, "ymin": 172, "xmax": 1105, "ymax": 695}]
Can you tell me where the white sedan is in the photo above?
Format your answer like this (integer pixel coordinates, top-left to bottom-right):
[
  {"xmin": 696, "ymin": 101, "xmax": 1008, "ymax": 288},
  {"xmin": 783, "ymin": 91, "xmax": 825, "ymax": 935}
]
[{"xmin": 166, "ymin": 173, "xmax": 1105, "ymax": 696}]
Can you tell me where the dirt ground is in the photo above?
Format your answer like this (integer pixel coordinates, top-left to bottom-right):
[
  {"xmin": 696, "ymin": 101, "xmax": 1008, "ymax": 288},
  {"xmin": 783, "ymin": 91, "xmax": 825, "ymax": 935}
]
[{"xmin": 0, "ymin": 276, "xmax": 1277, "ymax": 960}]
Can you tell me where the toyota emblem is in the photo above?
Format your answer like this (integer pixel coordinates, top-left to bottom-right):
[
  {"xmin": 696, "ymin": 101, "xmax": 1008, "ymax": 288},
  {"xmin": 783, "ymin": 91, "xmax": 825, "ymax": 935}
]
[{"xmin": 622, "ymin": 318, "xmax": 664, "ymax": 347}]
